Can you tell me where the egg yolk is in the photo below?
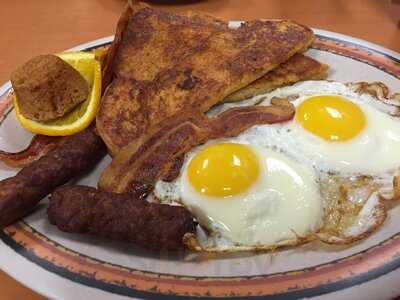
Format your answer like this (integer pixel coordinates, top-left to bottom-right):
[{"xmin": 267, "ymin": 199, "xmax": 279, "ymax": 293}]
[
  {"xmin": 187, "ymin": 143, "xmax": 260, "ymax": 197},
  {"xmin": 296, "ymin": 95, "xmax": 366, "ymax": 141}
]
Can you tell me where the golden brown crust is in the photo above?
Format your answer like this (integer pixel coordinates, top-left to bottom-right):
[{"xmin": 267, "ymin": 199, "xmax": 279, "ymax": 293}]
[
  {"xmin": 98, "ymin": 101, "xmax": 295, "ymax": 194},
  {"xmin": 96, "ymin": 4, "xmax": 314, "ymax": 155},
  {"xmin": 347, "ymin": 81, "xmax": 400, "ymax": 115},
  {"xmin": 349, "ymin": 81, "xmax": 390, "ymax": 99},
  {"xmin": 101, "ymin": 3, "xmax": 136, "ymax": 91},
  {"xmin": 224, "ymin": 54, "xmax": 329, "ymax": 102},
  {"xmin": 316, "ymin": 194, "xmax": 387, "ymax": 245}
]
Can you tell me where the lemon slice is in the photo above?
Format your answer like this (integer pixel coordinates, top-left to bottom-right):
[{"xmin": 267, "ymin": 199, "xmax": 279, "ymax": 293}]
[{"xmin": 14, "ymin": 51, "xmax": 102, "ymax": 136}]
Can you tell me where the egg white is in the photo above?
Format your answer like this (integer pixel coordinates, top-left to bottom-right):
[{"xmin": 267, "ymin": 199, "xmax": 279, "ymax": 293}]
[
  {"xmin": 155, "ymin": 81, "xmax": 400, "ymax": 251},
  {"xmin": 212, "ymin": 80, "xmax": 400, "ymax": 175},
  {"xmin": 155, "ymin": 142, "xmax": 323, "ymax": 246}
]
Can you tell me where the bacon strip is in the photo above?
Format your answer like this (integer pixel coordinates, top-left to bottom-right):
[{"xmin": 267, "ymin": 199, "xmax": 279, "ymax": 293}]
[
  {"xmin": 0, "ymin": 135, "xmax": 63, "ymax": 168},
  {"xmin": 98, "ymin": 99, "xmax": 294, "ymax": 194},
  {"xmin": 0, "ymin": 93, "xmax": 64, "ymax": 168}
]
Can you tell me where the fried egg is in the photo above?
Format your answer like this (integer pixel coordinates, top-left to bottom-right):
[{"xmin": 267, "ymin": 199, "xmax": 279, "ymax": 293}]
[
  {"xmin": 155, "ymin": 142, "xmax": 323, "ymax": 249},
  {"xmin": 214, "ymin": 80, "xmax": 400, "ymax": 175},
  {"xmin": 154, "ymin": 81, "xmax": 399, "ymax": 252}
]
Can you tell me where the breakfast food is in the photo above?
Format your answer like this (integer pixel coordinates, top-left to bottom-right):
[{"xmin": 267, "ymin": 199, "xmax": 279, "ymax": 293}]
[
  {"xmin": 98, "ymin": 99, "xmax": 295, "ymax": 193},
  {"xmin": 0, "ymin": 2, "xmax": 397, "ymax": 254},
  {"xmin": 160, "ymin": 80, "xmax": 397, "ymax": 251},
  {"xmin": 0, "ymin": 126, "xmax": 105, "ymax": 228},
  {"xmin": 97, "ymin": 3, "xmax": 314, "ymax": 154},
  {"xmin": 157, "ymin": 143, "xmax": 322, "ymax": 250},
  {"xmin": 224, "ymin": 53, "xmax": 329, "ymax": 102},
  {"xmin": 217, "ymin": 81, "xmax": 400, "ymax": 174},
  {"xmin": 11, "ymin": 55, "xmax": 89, "ymax": 121},
  {"xmin": 48, "ymin": 186, "xmax": 196, "ymax": 250},
  {"xmin": 154, "ymin": 140, "xmax": 383, "ymax": 251},
  {"xmin": 148, "ymin": 81, "xmax": 399, "ymax": 251},
  {"xmin": 61, "ymin": 81, "xmax": 398, "ymax": 252}
]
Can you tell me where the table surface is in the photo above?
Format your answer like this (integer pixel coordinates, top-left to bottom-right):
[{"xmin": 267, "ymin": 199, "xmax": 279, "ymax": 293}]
[{"xmin": 0, "ymin": 0, "xmax": 399, "ymax": 299}]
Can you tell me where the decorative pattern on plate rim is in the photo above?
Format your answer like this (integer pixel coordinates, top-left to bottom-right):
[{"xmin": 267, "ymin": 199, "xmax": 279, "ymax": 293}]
[{"xmin": 0, "ymin": 34, "xmax": 399, "ymax": 299}]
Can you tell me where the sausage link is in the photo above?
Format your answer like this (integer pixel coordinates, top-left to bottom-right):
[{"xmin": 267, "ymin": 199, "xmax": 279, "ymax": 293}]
[
  {"xmin": 48, "ymin": 186, "xmax": 196, "ymax": 250},
  {"xmin": 0, "ymin": 127, "xmax": 106, "ymax": 228}
]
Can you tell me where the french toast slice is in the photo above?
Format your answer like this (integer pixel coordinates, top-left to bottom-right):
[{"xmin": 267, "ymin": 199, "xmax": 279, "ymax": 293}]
[
  {"xmin": 97, "ymin": 3, "xmax": 314, "ymax": 154},
  {"xmin": 224, "ymin": 53, "xmax": 329, "ymax": 102}
]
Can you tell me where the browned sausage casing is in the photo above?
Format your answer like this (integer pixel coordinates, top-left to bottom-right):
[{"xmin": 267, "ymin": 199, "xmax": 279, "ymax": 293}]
[
  {"xmin": 48, "ymin": 186, "xmax": 196, "ymax": 250},
  {"xmin": 0, "ymin": 127, "xmax": 106, "ymax": 228}
]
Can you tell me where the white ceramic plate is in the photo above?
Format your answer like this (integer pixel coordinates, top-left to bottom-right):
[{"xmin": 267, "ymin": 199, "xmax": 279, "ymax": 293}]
[{"xmin": 0, "ymin": 27, "xmax": 399, "ymax": 300}]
